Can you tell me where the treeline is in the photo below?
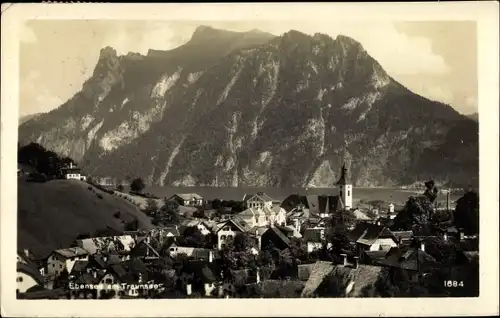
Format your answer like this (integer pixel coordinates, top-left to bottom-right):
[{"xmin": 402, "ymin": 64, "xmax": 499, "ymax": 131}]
[{"xmin": 18, "ymin": 142, "xmax": 77, "ymax": 178}]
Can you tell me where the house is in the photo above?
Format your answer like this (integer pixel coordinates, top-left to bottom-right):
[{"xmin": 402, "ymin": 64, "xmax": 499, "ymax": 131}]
[
  {"xmin": 215, "ymin": 216, "xmax": 252, "ymax": 250},
  {"xmin": 76, "ymin": 235, "xmax": 136, "ymax": 255},
  {"xmin": 179, "ymin": 219, "xmax": 212, "ymax": 236},
  {"xmin": 182, "ymin": 260, "xmax": 218, "ymax": 297},
  {"xmin": 260, "ymin": 226, "xmax": 292, "ymax": 251},
  {"xmin": 274, "ymin": 224, "xmax": 302, "ymax": 239},
  {"xmin": 47, "ymin": 247, "xmax": 89, "ymax": 278},
  {"xmin": 281, "ymin": 194, "xmax": 345, "ymax": 219},
  {"xmin": 379, "ymin": 244, "xmax": 441, "ymax": 282},
  {"xmin": 96, "ymin": 176, "xmax": 117, "ymax": 187},
  {"xmin": 17, "ymin": 261, "xmax": 44, "ymax": 294},
  {"xmin": 302, "ymin": 228, "xmax": 331, "ymax": 253},
  {"xmin": 352, "ymin": 208, "xmax": 372, "ymax": 222},
  {"xmin": 243, "ymin": 192, "xmax": 273, "ymax": 210},
  {"xmin": 236, "ymin": 208, "xmax": 269, "ymax": 227},
  {"xmin": 129, "ymin": 237, "xmax": 161, "ymax": 261},
  {"xmin": 347, "ymin": 223, "xmax": 399, "ymax": 256},
  {"xmin": 167, "ymin": 193, "xmax": 204, "ymax": 207},
  {"xmin": 392, "ymin": 231, "xmax": 414, "ymax": 246},
  {"xmin": 167, "ymin": 244, "xmax": 215, "ymax": 262},
  {"xmin": 60, "ymin": 162, "xmax": 86, "ymax": 181}
]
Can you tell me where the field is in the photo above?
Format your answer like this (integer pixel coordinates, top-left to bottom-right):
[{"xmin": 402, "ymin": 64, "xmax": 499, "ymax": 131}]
[{"xmin": 17, "ymin": 178, "xmax": 154, "ymax": 259}]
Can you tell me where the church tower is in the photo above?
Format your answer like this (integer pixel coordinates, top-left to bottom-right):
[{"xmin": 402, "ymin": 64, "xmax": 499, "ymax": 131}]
[{"xmin": 336, "ymin": 162, "xmax": 352, "ymax": 210}]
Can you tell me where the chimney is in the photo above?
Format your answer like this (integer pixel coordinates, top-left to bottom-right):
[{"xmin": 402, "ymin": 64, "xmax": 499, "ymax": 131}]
[
  {"xmin": 145, "ymin": 236, "xmax": 151, "ymax": 244},
  {"xmin": 398, "ymin": 237, "xmax": 402, "ymax": 246},
  {"xmin": 256, "ymin": 269, "xmax": 261, "ymax": 283},
  {"xmin": 209, "ymin": 250, "xmax": 213, "ymax": 263},
  {"xmin": 443, "ymin": 233, "xmax": 448, "ymax": 242},
  {"xmin": 420, "ymin": 241, "xmax": 425, "ymax": 252},
  {"xmin": 186, "ymin": 283, "xmax": 192, "ymax": 296},
  {"xmin": 353, "ymin": 256, "xmax": 359, "ymax": 269},
  {"xmin": 93, "ymin": 271, "xmax": 97, "ymax": 279},
  {"xmin": 24, "ymin": 248, "xmax": 30, "ymax": 259},
  {"xmin": 340, "ymin": 253, "xmax": 347, "ymax": 266}
]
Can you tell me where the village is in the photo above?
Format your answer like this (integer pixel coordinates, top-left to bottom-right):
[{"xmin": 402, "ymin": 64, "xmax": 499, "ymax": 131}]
[{"xmin": 16, "ymin": 161, "xmax": 479, "ymax": 299}]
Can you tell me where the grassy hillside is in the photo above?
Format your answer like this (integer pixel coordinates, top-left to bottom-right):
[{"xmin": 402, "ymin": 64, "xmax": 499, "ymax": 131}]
[{"xmin": 18, "ymin": 178, "xmax": 154, "ymax": 259}]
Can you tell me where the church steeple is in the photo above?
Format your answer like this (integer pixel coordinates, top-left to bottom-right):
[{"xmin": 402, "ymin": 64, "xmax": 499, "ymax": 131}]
[
  {"xmin": 335, "ymin": 162, "xmax": 350, "ymax": 185},
  {"xmin": 336, "ymin": 162, "xmax": 352, "ymax": 210}
]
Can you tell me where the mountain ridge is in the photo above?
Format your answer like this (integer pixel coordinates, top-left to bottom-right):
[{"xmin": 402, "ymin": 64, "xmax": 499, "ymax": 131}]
[{"xmin": 19, "ymin": 26, "xmax": 478, "ymax": 188}]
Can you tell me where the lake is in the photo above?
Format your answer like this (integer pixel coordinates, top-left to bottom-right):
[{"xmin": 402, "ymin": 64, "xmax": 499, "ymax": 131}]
[{"xmin": 145, "ymin": 186, "xmax": 463, "ymax": 206}]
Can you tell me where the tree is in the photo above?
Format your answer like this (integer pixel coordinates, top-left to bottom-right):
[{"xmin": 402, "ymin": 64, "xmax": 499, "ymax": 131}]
[
  {"xmin": 453, "ymin": 191, "xmax": 479, "ymax": 235},
  {"xmin": 124, "ymin": 218, "xmax": 139, "ymax": 231},
  {"xmin": 116, "ymin": 184, "xmax": 125, "ymax": 192},
  {"xmin": 153, "ymin": 200, "xmax": 180, "ymax": 226},
  {"xmin": 130, "ymin": 177, "xmax": 146, "ymax": 193},
  {"xmin": 144, "ymin": 198, "xmax": 159, "ymax": 217},
  {"xmin": 392, "ymin": 195, "xmax": 434, "ymax": 235}
]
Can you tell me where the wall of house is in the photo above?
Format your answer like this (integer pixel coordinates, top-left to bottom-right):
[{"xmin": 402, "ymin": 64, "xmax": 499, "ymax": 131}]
[
  {"xmin": 16, "ymin": 272, "xmax": 40, "ymax": 293},
  {"xmin": 217, "ymin": 225, "xmax": 239, "ymax": 249},
  {"xmin": 369, "ymin": 238, "xmax": 398, "ymax": 251},
  {"xmin": 307, "ymin": 242, "xmax": 323, "ymax": 253},
  {"xmin": 47, "ymin": 253, "xmax": 88, "ymax": 277},
  {"xmin": 204, "ymin": 282, "xmax": 216, "ymax": 296}
]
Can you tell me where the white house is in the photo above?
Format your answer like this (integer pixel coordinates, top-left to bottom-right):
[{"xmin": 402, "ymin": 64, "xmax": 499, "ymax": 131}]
[
  {"xmin": 215, "ymin": 217, "xmax": 251, "ymax": 250},
  {"xmin": 237, "ymin": 205, "xmax": 287, "ymax": 228},
  {"xmin": 47, "ymin": 247, "xmax": 89, "ymax": 278},
  {"xmin": 388, "ymin": 203, "xmax": 395, "ymax": 214},
  {"xmin": 167, "ymin": 193, "xmax": 204, "ymax": 207},
  {"xmin": 76, "ymin": 235, "xmax": 136, "ymax": 255},
  {"xmin": 180, "ymin": 220, "xmax": 212, "ymax": 236},
  {"xmin": 348, "ymin": 223, "xmax": 399, "ymax": 256},
  {"xmin": 16, "ymin": 261, "xmax": 43, "ymax": 294},
  {"xmin": 243, "ymin": 192, "xmax": 273, "ymax": 210},
  {"xmin": 61, "ymin": 162, "xmax": 86, "ymax": 181}
]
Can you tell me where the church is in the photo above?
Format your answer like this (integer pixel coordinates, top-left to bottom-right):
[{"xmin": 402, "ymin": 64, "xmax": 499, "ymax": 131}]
[{"xmin": 280, "ymin": 162, "xmax": 353, "ymax": 218}]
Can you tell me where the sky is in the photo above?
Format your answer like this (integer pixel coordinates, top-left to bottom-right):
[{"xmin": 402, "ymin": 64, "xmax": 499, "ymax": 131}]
[{"xmin": 19, "ymin": 20, "xmax": 477, "ymax": 117}]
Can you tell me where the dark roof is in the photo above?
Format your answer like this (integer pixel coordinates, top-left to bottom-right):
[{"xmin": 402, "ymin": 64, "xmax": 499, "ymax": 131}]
[
  {"xmin": 181, "ymin": 260, "xmax": 217, "ymax": 283},
  {"xmin": 335, "ymin": 162, "xmax": 350, "ymax": 185},
  {"xmin": 71, "ymin": 260, "xmax": 89, "ymax": 274},
  {"xmin": 380, "ymin": 247, "xmax": 440, "ymax": 271},
  {"xmin": 75, "ymin": 271, "xmax": 105, "ymax": 285},
  {"xmin": 268, "ymin": 227, "xmax": 292, "ymax": 246},
  {"xmin": 392, "ymin": 231, "xmax": 414, "ymax": 242},
  {"xmin": 17, "ymin": 262, "xmax": 43, "ymax": 284},
  {"xmin": 303, "ymin": 228, "xmax": 324, "ymax": 243},
  {"xmin": 110, "ymin": 264, "xmax": 128, "ymax": 278},
  {"xmin": 281, "ymin": 195, "xmax": 343, "ymax": 215},
  {"xmin": 243, "ymin": 192, "xmax": 273, "ymax": 202},
  {"xmin": 362, "ymin": 250, "xmax": 389, "ymax": 264},
  {"xmin": 348, "ymin": 223, "xmax": 396, "ymax": 246}
]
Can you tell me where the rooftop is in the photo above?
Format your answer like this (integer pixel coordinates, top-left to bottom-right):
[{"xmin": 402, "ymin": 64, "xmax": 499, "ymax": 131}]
[{"xmin": 54, "ymin": 247, "xmax": 89, "ymax": 258}]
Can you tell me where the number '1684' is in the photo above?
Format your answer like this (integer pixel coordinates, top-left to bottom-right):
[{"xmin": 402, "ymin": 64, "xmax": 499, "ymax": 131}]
[{"xmin": 444, "ymin": 280, "xmax": 464, "ymax": 287}]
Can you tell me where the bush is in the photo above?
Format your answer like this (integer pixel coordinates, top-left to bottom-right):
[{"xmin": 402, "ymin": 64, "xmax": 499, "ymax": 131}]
[
  {"xmin": 130, "ymin": 178, "xmax": 146, "ymax": 193},
  {"xmin": 116, "ymin": 184, "xmax": 125, "ymax": 192}
]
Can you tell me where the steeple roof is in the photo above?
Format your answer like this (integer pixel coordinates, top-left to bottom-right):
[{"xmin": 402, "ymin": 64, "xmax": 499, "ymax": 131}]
[{"xmin": 335, "ymin": 162, "xmax": 351, "ymax": 185}]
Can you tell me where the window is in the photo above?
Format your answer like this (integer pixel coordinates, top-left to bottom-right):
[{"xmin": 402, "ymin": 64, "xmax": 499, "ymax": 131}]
[
  {"xmin": 59, "ymin": 264, "xmax": 63, "ymax": 269},
  {"xmin": 221, "ymin": 235, "xmax": 226, "ymax": 241},
  {"xmin": 52, "ymin": 264, "xmax": 55, "ymax": 268},
  {"xmin": 347, "ymin": 190, "xmax": 350, "ymax": 196},
  {"xmin": 17, "ymin": 276, "xmax": 23, "ymax": 282},
  {"xmin": 106, "ymin": 278, "xmax": 112, "ymax": 284}
]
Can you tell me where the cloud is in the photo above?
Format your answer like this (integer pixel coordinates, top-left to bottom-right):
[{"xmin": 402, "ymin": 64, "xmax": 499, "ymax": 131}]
[
  {"xmin": 101, "ymin": 22, "xmax": 193, "ymax": 55},
  {"xmin": 20, "ymin": 70, "xmax": 63, "ymax": 116},
  {"xmin": 20, "ymin": 23, "xmax": 37, "ymax": 43}
]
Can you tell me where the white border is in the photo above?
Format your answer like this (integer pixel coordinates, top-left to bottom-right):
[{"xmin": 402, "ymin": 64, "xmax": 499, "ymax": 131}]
[{"xmin": 1, "ymin": 2, "xmax": 499, "ymax": 317}]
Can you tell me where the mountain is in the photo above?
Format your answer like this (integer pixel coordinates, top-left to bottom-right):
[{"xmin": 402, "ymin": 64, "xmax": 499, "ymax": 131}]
[
  {"xmin": 467, "ymin": 112, "xmax": 478, "ymax": 122},
  {"xmin": 18, "ymin": 178, "xmax": 154, "ymax": 259},
  {"xmin": 19, "ymin": 113, "xmax": 42, "ymax": 126},
  {"xmin": 18, "ymin": 26, "xmax": 479, "ymax": 188}
]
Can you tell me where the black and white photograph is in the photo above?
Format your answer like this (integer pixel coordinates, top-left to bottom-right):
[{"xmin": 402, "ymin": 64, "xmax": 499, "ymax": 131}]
[{"xmin": 1, "ymin": 2, "xmax": 498, "ymax": 317}]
